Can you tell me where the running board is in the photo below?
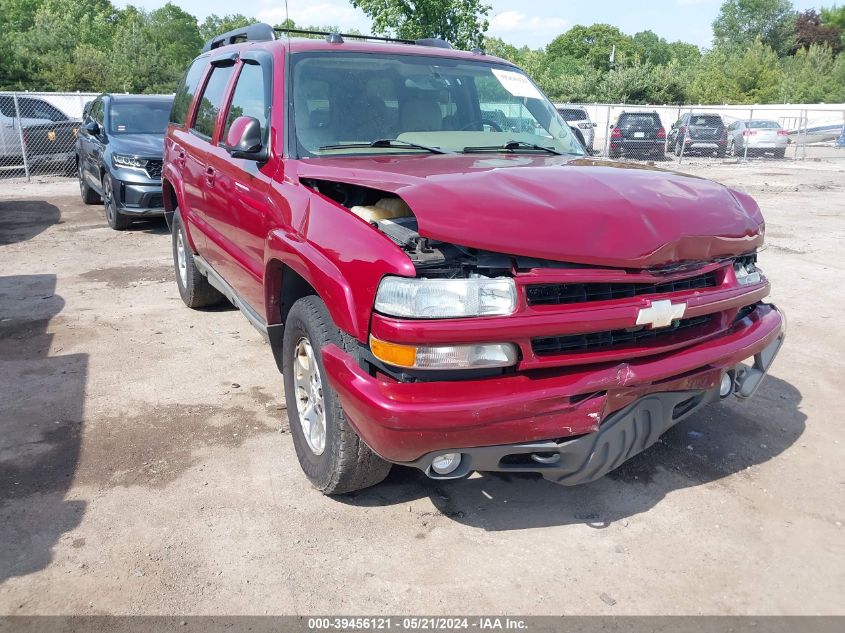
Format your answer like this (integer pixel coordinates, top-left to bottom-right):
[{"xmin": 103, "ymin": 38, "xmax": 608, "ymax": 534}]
[{"xmin": 193, "ymin": 255, "xmax": 269, "ymax": 342}]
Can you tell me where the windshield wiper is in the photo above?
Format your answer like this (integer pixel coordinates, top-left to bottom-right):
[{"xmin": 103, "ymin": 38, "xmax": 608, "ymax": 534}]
[
  {"xmin": 318, "ymin": 139, "xmax": 450, "ymax": 154},
  {"xmin": 462, "ymin": 140, "xmax": 564, "ymax": 155}
]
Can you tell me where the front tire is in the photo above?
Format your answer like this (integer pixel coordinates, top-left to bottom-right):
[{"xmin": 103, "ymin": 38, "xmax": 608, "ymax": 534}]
[
  {"xmin": 171, "ymin": 211, "xmax": 224, "ymax": 308},
  {"xmin": 102, "ymin": 173, "xmax": 131, "ymax": 230},
  {"xmin": 282, "ymin": 296, "xmax": 391, "ymax": 494}
]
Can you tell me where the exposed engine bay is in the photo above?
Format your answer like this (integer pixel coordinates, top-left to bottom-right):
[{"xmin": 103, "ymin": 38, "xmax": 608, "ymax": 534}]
[{"xmin": 301, "ymin": 178, "xmax": 573, "ymax": 278}]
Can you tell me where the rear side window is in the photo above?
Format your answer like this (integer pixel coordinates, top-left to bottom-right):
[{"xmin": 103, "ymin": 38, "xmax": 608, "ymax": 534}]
[
  {"xmin": 223, "ymin": 62, "xmax": 269, "ymax": 141},
  {"xmin": 191, "ymin": 64, "xmax": 235, "ymax": 139},
  {"xmin": 170, "ymin": 58, "xmax": 208, "ymax": 126},
  {"xmin": 558, "ymin": 108, "xmax": 585, "ymax": 121},
  {"xmin": 619, "ymin": 113, "xmax": 661, "ymax": 128}
]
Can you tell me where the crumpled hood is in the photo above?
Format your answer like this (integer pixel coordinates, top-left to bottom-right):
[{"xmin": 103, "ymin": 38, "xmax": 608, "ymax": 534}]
[{"xmin": 296, "ymin": 155, "xmax": 764, "ymax": 268}]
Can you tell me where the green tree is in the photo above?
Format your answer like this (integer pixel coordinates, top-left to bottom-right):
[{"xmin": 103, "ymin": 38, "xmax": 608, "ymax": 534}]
[
  {"xmin": 713, "ymin": 0, "xmax": 796, "ymax": 56},
  {"xmin": 16, "ymin": 0, "xmax": 118, "ymax": 90},
  {"xmin": 691, "ymin": 39, "xmax": 784, "ymax": 103},
  {"xmin": 199, "ymin": 13, "xmax": 255, "ymax": 41},
  {"xmin": 780, "ymin": 43, "xmax": 838, "ymax": 102},
  {"xmin": 547, "ymin": 24, "xmax": 635, "ymax": 71},
  {"xmin": 350, "ymin": 0, "xmax": 491, "ymax": 49}
]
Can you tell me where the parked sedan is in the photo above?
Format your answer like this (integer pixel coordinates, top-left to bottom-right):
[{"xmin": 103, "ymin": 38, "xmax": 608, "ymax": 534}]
[
  {"xmin": 727, "ymin": 120, "xmax": 789, "ymax": 158},
  {"xmin": 76, "ymin": 94, "xmax": 173, "ymax": 230}
]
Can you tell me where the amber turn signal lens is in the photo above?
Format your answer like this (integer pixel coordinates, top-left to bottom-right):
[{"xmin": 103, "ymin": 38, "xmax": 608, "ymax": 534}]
[{"xmin": 369, "ymin": 336, "xmax": 417, "ymax": 368}]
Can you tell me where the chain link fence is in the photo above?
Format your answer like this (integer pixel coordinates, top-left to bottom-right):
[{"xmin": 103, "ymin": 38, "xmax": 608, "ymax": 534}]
[
  {"xmin": 1, "ymin": 91, "xmax": 843, "ymax": 184},
  {"xmin": 556, "ymin": 102, "xmax": 845, "ymax": 164},
  {"xmin": 0, "ymin": 92, "xmax": 96, "ymax": 182}
]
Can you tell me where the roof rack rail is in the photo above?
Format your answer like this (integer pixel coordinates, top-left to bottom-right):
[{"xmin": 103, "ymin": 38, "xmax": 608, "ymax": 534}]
[
  {"xmin": 275, "ymin": 27, "xmax": 412, "ymax": 44},
  {"xmin": 202, "ymin": 22, "xmax": 454, "ymax": 52},
  {"xmin": 202, "ymin": 22, "xmax": 276, "ymax": 52},
  {"xmin": 275, "ymin": 27, "xmax": 453, "ymax": 49}
]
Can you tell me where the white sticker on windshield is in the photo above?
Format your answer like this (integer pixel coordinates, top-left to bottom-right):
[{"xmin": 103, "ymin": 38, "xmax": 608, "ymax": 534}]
[{"xmin": 491, "ymin": 69, "xmax": 543, "ymax": 100}]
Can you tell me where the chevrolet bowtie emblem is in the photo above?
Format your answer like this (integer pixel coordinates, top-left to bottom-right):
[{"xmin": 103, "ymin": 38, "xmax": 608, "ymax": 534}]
[{"xmin": 636, "ymin": 299, "xmax": 687, "ymax": 329}]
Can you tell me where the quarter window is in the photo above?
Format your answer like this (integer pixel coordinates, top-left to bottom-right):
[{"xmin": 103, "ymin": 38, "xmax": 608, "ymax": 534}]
[{"xmin": 191, "ymin": 64, "xmax": 235, "ymax": 140}]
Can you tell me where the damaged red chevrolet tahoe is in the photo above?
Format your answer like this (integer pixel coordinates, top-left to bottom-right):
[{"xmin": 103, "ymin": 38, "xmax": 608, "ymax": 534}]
[{"xmin": 161, "ymin": 24, "xmax": 785, "ymax": 493}]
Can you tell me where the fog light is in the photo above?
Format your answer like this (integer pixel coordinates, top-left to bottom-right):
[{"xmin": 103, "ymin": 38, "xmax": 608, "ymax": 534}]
[
  {"xmin": 431, "ymin": 453, "xmax": 462, "ymax": 475},
  {"xmin": 720, "ymin": 372, "xmax": 734, "ymax": 398}
]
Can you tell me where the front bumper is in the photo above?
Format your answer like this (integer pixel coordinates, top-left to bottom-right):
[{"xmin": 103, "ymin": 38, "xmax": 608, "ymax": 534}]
[
  {"xmin": 112, "ymin": 177, "xmax": 164, "ymax": 216},
  {"xmin": 323, "ymin": 303, "xmax": 784, "ymax": 468}
]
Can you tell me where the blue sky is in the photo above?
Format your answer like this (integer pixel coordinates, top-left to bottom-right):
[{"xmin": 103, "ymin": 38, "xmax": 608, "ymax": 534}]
[{"xmin": 113, "ymin": 0, "xmax": 825, "ymax": 48}]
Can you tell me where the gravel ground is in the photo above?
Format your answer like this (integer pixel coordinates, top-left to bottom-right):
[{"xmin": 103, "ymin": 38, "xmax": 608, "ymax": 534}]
[{"xmin": 0, "ymin": 159, "xmax": 843, "ymax": 615}]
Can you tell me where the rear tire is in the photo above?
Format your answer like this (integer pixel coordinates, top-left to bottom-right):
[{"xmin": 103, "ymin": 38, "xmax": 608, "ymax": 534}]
[
  {"xmin": 171, "ymin": 211, "xmax": 224, "ymax": 308},
  {"xmin": 78, "ymin": 161, "xmax": 100, "ymax": 205},
  {"xmin": 282, "ymin": 296, "xmax": 391, "ymax": 495},
  {"xmin": 774, "ymin": 148, "xmax": 786, "ymax": 159}
]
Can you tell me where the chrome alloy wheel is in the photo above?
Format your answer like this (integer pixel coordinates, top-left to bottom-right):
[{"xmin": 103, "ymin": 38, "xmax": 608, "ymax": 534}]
[
  {"xmin": 175, "ymin": 229, "xmax": 188, "ymax": 287},
  {"xmin": 103, "ymin": 175, "xmax": 115, "ymax": 222},
  {"xmin": 293, "ymin": 337, "xmax": 326, "ymax": 455}
]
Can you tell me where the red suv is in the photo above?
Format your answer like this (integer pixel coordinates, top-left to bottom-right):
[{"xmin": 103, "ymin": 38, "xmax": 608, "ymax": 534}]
[{"xmin": 162, "ymin": 24, "xmax": 785, "ymax": 494}]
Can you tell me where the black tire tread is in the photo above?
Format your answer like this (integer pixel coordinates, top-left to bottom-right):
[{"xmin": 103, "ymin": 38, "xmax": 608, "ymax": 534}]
[
  {"xmin": 172, "ymin": 212, "xmax": 224, "ymax": 308},
  {"xmin": 285, "ymin": 296, "xmax": 391, "ymax": 495}
]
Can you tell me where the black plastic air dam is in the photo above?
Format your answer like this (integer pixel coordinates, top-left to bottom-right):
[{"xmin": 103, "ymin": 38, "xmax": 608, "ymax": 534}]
[{"xmin": 406, "ymin": 389, "xmax": 720, "ymax": 486}]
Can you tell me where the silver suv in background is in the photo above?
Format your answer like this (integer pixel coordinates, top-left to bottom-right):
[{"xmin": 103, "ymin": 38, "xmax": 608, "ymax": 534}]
[{"xmin": 556, "ymin": 105, "xmax": 596, "ymax": 153}]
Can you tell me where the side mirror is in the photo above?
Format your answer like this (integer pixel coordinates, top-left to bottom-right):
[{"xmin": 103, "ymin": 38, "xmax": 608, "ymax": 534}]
[
  {"xmin": 85, "ymin": 121, "xmax": 100, "ymax": 136},
  {"xmin": 609, "ymin": 123, "xmax": 614, "ymax": 130},
  {"xmin": 225, "ymin": 116, "xmax": 266, "ymax": 161}
]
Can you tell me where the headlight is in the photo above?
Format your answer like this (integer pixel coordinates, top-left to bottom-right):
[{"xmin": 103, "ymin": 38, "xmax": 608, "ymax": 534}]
[
  {"xmin": 374, "ymin": 276, "xmax": 517, "ymax": 319},
  {"xmin": 112, "ymin": 154, "xmax": 149, "ymax": 170},
  {"xmin": 370, "ymin": 336, "xmax": 517, "ymax": 370},
  {"xmin": 734, "ymin": 257, "xmax": 763, "ymax": 286}
]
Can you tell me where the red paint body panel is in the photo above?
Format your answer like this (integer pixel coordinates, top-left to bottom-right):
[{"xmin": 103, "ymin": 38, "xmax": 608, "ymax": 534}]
[
  {"xmin": 295, "ymin": 155, "xmax": 764, "ymax": 268},
  {"xmin": 325, "ymin": 304, "xmax": 783, "ymax": 462},
  {"xmin": 163, "ymin": 35, "xmax": 784, "ymax": 469}
]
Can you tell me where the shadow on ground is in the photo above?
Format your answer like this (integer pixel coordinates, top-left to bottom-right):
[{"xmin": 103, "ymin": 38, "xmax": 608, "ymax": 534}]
[
  {"xmin": 341, "ymin": 374, "xmax": 805, "ymax": 531},
  {"xmin": 0, "ymin": 260, "xmax": 87, "ymax": 582},
  {"xmin": 0, "ymin": 200, "xmax": 60, "ymax": 244}
]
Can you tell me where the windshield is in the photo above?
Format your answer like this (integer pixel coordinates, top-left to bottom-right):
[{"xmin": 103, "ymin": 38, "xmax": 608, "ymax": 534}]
[
  {"xmin": 292, "ymin": 52, "xmax": 583, "ymax": 157},
  {"xmin": 109, "ymin": 99, "xmax": 173, "ymax": 134}
]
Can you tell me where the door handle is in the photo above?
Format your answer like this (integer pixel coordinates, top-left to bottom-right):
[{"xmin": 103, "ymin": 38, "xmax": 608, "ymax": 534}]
[{"xmin": 205, "ymin": 166, "xmax": 215, "ymax": 186}]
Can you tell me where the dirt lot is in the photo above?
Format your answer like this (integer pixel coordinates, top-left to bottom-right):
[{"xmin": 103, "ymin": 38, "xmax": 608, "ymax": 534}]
[{"xmin": 1, "ymin": 159, "xmax": 844, "ymax": 616}]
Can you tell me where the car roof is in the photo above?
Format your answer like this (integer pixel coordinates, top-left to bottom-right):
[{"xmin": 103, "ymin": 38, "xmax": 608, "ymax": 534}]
[{"xmin": 206, "ymin": 36, "xmax": 515, "ymax": 67}]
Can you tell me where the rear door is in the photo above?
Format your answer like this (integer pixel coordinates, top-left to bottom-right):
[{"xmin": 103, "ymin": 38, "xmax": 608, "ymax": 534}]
[
  {"xmin": 169, "ymin": 57, "xmax": 235, "ymax": 257},
  {"xmin": 204, "ymin": 52, "xmax": 276, "ymax": 312}
]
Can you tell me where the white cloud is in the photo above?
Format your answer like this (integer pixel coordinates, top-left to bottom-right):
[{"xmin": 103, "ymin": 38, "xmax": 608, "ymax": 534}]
[
  {"xmin": 488, "ymin": 10, "xmax": 567, "ymax": 43},
  {"xmin": 256, "ymin": 1, "xmax": 371, "ymax": 32}
]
